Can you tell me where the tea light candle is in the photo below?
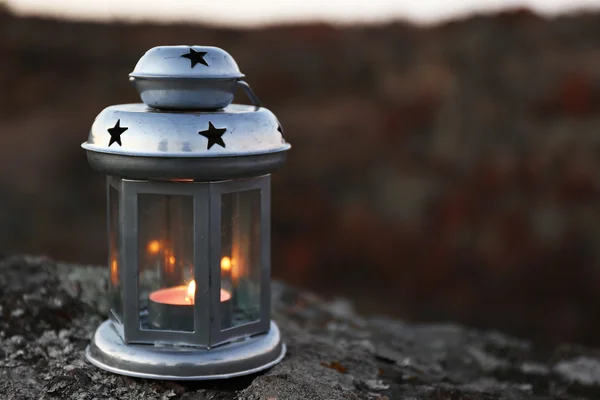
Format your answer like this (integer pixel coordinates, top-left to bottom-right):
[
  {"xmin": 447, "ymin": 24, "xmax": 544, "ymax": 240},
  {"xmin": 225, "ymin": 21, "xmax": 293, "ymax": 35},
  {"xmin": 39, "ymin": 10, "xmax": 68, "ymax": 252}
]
[{"xmin": 148, "ymin": 280, "xmax": 232, "ymax": 331}]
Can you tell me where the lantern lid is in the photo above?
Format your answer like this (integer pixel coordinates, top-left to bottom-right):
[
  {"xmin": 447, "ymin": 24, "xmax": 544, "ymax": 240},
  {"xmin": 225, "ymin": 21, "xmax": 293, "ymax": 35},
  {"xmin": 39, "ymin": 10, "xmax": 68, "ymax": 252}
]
[
  {"xmin": 129, "ymin": 45, "xmax": 244, "ymax": 80},
  {"xmin": 81, "ymin": 103, "xmax": 290, "ymax": 180},
  {"xmin": 83, "ymin": 45, "xmax": 289, "ymax": 180},
  {"xmin": 129, "ymin": 46, "xmax": 249, "ymax": 110}
]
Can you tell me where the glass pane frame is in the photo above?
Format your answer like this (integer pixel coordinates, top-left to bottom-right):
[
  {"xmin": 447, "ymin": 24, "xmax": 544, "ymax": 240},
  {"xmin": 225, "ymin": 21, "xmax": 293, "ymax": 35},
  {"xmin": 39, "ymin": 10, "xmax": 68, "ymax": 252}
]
[
  {"xmin": 107, "ymin": 177, "xmax": 124, "ymax": 339},
  {"xmin": 209, "ymin": 175, "xmax": 271, "ymax": 346},
  {"xmin": 118, "ymin": 178, "xmax": 210, "ymax": 346},
  {"xmin": 106, "ymin": 175, "xmax": 271, "ymax": 347}
]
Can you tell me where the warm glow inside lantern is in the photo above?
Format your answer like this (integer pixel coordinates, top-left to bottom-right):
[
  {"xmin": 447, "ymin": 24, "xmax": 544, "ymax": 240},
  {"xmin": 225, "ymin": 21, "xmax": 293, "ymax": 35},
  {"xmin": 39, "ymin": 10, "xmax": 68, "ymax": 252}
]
[
  {"xmin": 106, "ymin": 176, "xmax": 271, "ymax": 342},
  {"xmin": 82, "ymin": 45, "xmax": 290, "ymax": 380}
]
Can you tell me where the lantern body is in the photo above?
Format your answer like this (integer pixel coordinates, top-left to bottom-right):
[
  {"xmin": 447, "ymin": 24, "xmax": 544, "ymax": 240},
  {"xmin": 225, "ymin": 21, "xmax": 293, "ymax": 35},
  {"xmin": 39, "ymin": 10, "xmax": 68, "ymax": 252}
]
[
  {"xmin": 83, "ymin": 46, "xmax": 289, "ymax": 380},
  {"xmin": 107, "ymin": 176, "xmax": 270, "ymax": 347}
]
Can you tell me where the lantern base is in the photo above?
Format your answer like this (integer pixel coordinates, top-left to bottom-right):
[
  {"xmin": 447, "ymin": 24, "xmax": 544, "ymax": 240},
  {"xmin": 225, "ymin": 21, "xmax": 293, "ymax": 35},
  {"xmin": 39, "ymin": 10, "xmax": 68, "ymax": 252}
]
[{"xmin": 85, "ymin": 320, "xmax": 286, "ymax": 380}]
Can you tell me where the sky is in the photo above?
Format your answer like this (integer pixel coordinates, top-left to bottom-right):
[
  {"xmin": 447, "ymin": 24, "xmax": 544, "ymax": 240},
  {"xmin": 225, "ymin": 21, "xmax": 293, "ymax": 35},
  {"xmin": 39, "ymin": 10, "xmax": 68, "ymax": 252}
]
[{"xmin": 4, "ymin": 0, "xmax": 600, "ymax": 27}]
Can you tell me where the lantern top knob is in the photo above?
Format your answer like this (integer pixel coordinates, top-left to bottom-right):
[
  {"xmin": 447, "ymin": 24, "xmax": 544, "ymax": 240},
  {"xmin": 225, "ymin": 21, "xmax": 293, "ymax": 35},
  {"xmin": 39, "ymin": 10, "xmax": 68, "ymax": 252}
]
[
  {"xmin": 129, "ymin": 45, "xmax": 247, "ymax": 110},
  {"xmin": 130, "ymin": 45, "xmax": 244, "ymax": 80}
]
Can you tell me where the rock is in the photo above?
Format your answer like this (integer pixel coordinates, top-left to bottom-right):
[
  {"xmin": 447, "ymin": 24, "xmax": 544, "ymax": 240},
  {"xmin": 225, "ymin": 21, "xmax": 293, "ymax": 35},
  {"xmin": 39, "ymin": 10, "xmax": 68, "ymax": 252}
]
[
  {"xmin": 1, "ymin": 255, "xmax": 600, "ymax": 399},
  {"xmin": 554, "ymin": 357, "xmax": 600, "ymax": 386}
]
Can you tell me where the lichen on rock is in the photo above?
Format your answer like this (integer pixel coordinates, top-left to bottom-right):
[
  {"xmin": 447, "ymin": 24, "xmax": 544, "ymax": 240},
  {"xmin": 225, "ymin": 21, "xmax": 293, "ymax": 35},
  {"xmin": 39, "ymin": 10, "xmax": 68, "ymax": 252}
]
[{"xmin": 1, "ymin": 255, "xmax": 600, "ymax": 399}]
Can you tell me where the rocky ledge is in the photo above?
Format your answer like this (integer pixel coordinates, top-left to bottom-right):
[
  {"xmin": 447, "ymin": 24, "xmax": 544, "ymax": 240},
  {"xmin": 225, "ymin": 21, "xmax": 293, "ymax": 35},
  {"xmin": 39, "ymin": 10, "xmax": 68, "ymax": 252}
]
[{"xmin": 1, "ymin": 256, "xmax": 600, "ymax": 399}]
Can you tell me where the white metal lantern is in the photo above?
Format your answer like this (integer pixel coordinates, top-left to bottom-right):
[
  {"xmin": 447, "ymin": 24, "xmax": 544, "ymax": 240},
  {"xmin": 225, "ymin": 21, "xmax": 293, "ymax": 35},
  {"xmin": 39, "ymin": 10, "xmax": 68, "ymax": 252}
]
[{"xmin": 82, "ymin": 45, "xmax": 290, "ymax": 380}]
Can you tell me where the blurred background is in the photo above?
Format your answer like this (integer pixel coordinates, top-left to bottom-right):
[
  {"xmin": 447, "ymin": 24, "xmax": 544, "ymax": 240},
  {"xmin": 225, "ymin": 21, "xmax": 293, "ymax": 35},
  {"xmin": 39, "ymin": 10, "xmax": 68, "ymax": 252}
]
[{"xmin": 1, "ymin": 0, "xmax": 600, "ymax": 347}]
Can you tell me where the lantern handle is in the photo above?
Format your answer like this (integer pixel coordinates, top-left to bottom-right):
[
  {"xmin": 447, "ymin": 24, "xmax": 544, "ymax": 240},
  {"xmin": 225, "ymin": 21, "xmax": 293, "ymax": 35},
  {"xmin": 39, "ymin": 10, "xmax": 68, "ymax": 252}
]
[{"xmin": 236, "ymin": 80, "xmax": 263, "ymax": 108}]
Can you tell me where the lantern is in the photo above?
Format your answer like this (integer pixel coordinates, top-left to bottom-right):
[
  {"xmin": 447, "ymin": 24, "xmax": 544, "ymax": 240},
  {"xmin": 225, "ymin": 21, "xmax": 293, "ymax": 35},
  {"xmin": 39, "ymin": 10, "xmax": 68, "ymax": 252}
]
[{"xmin": 82, "ymin": 46, "xmax": 289, "ymax": 380}]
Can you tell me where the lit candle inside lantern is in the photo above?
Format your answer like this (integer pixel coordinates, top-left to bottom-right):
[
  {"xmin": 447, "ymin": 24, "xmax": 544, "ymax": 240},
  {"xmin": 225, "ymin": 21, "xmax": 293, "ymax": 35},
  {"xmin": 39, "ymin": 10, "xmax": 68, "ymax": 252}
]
[
  {"xmin": 186, "ymin": 279, "xmax": 195, "ymax": 303},
  {"xmin": 148, "ymin": 279, "xmax": 232, "ymax": 331},
  {"xmin": 149, "ymin": 280, "xmax": 232, "ymax": 305}
]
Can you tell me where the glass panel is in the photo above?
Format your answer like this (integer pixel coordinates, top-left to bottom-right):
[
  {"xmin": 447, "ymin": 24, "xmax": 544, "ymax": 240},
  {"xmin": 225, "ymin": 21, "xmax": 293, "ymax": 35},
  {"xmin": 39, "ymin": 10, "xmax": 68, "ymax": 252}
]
[
  {"xmin": 138, "ymin": 194, "xmax": 194, "ymax": 332},
  {"xmin": 220, "ymin": 189, "xmax": 261, "ymax": 330},
  {"xmin": 108, "ymin": 184, "xmax": 122, "ymax": 322}
]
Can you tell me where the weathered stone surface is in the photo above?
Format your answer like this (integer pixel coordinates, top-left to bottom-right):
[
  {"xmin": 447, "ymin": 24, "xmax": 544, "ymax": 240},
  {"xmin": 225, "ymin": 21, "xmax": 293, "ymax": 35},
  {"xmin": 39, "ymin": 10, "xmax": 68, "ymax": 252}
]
[{"xmin": 1, "ymin": 255, "xmax": 600, "ymax": 399}]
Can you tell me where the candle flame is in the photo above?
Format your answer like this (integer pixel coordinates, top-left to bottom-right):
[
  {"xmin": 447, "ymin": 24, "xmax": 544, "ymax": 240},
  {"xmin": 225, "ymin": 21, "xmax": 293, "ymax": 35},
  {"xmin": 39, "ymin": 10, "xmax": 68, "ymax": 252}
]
[
  {"xmin": 148, "ymin": 240, "xmax": 161, "ymax": 254},
  {"xmin": 169, "ymin": 255, "xmax": 176, "ymax": 265},
  {"xmin": 220, "ymin": 256, "xmax": 232, "ymax": 271},
  {"xmin": 185, "ymin": 279, "xmax": 196, "ymax": 303}
]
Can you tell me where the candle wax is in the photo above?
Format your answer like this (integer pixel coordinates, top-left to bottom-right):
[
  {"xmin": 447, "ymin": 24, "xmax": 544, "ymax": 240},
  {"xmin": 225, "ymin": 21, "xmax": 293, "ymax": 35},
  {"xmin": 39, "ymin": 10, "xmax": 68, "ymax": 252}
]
[{"xmin": 149, "ymin": 285, "xmax": 232, "ymax": 305}]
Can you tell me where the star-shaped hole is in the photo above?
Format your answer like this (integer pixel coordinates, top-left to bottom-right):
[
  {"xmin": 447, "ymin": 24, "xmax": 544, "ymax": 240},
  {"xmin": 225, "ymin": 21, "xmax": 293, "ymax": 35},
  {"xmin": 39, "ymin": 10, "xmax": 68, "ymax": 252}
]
[
  {"xmin": 107, "ymin": 119, "xmax": 128, "ymax": 147},
  {"xmin": 198, "ymin": 121, "xmax": 227, "ymax": 150},
  {"xmin": 181, "ymin": 48, "xmax": 209, "ymax": 68}
]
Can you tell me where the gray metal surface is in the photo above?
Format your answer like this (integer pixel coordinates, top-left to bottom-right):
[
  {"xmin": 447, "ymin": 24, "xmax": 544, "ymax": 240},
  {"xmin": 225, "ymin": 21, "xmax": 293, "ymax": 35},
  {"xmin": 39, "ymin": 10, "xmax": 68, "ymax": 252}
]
[
  {"xmin": 130, "ymin": 46, "xmax": 244, "ymax": 80},
  {"xmin": 131, "ymin": 77, "xmax": 239, "ymax": 110},
  {"xmin": 82, "ymin": 103, "xmax": 289, "ymax": 157},
  {"xmin": 129, "ymin": 45, "xmax": 245, "ymax": 110},
  {"xmin": 86, "ymin": 320, "xmax": 286, "ymax": 380},
  {"xmin": 86, "ymin": 150, "xmax": 287, "ymax": 180}
]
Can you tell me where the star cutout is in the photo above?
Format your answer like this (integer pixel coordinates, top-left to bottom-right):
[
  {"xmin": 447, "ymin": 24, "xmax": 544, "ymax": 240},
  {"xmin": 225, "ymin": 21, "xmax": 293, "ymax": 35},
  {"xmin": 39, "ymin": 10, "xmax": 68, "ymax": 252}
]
[
  {"xmin": 107, "ymin": 119, "xmax": 128, "ymax": 147},
  {"xmin": 198, "ymin": 122, "xmax": 227, "ymax": 150},
  {"xmin": 181, "ymin": 48, "xmax": 208, "ymax": 68},
  {"xmin": 277, "ymin": 122, "xmax": 284, "ymax": 137}
]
